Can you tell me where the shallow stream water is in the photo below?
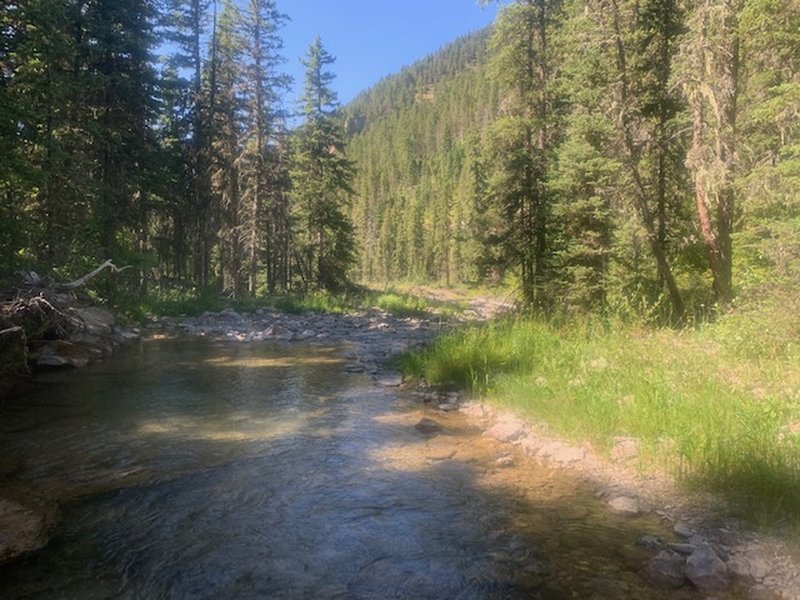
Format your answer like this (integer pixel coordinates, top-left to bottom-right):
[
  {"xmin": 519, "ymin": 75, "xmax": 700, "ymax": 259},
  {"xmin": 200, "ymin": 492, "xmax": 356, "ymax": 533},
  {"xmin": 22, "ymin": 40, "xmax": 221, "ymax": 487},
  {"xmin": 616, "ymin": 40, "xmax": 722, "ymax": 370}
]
[{"xmin": 0, "ymin": 339, "xmax": 734, "ymax": 598}]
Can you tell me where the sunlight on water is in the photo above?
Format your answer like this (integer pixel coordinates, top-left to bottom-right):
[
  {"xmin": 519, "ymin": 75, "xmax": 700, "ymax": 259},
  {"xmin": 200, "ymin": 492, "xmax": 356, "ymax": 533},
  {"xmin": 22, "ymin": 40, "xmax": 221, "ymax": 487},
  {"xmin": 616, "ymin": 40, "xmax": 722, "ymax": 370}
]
[
  {"xmin": 0, "ymin": 339, "xmax": 741, "ymax": 599},
  {"xmin": 136, "ymin": 416, "xmax": 306, "ymax": 443},
  {"xmin": 201, "ymin": 354, "xmax": 344, "ymax": 368}
]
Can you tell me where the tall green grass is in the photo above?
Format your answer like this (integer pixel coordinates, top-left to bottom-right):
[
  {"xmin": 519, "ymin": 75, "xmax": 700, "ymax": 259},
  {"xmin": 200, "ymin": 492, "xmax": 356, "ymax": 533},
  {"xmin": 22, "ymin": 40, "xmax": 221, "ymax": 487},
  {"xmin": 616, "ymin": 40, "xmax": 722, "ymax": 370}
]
[{"xmin": 402, "ymin": 316, "xmax": 800, "ymax": 526}]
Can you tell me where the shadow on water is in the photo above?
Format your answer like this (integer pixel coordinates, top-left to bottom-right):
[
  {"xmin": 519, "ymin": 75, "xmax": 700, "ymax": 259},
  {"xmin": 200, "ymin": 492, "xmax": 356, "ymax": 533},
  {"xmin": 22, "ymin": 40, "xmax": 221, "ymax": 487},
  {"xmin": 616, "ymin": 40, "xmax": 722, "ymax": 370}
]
[{"xmin": 0, "ymin": 339, "xmax": 741, "ymax": 599}]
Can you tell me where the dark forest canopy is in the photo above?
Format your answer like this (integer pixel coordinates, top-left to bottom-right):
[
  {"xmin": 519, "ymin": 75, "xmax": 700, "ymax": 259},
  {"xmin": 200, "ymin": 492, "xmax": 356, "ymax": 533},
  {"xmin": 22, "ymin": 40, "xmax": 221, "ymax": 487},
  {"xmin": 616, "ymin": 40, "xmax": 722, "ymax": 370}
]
[{"xmin": 1, "ymin": 0, "xmax": 799, "ymax": 321}]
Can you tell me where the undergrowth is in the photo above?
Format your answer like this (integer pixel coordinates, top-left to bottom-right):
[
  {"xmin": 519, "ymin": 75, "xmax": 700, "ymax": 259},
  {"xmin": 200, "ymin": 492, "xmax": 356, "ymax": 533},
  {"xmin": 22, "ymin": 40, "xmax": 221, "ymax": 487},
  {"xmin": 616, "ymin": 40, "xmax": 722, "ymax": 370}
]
[
  {"xmin": 120, "ymin": 286, "xmax": 461, "ymax": 322},
  {"xmin": 401, "ymin": 315, "xmax": 800, "ymax": 528}
]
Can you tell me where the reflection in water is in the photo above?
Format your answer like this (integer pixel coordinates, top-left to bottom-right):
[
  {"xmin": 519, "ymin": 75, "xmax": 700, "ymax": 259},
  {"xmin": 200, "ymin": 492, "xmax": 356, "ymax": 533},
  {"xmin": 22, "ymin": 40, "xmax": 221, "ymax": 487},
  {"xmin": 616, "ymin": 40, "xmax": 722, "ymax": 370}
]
[{"xmin": 0, "ymin": 340, "xmax": 729, "ymax": 598}]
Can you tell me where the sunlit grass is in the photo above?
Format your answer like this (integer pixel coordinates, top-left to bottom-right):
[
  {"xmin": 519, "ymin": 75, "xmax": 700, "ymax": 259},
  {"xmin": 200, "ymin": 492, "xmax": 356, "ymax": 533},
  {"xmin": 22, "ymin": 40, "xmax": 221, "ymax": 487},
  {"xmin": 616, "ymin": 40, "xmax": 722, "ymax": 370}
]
[
  {"xmin": 127, "ymin": 285, "xmax": 470, "ymax": 321},
  {"xmin": 401, "ymin": 316, "xmax": 800, "ymax": 526}
]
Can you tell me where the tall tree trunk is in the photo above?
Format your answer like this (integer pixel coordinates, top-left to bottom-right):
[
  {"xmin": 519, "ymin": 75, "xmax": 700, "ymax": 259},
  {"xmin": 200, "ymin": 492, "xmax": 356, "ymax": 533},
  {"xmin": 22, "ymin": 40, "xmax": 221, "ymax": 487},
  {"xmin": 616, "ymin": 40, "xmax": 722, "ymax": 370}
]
[
  {"xmin": 684, "ymin": 0, "xmax": 740, "ymax": 306},
  {"xmin": 607, "ymin": 0, "xmax": 685, "ymax": 319}
]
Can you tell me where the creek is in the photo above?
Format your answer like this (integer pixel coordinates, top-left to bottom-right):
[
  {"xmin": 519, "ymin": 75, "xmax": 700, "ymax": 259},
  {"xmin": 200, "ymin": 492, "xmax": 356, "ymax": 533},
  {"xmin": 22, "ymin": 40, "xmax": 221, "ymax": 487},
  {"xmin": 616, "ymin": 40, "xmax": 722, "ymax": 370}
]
[{"xmin": 0, "ymin": 338, "xmax": 729, "ymax": 598}]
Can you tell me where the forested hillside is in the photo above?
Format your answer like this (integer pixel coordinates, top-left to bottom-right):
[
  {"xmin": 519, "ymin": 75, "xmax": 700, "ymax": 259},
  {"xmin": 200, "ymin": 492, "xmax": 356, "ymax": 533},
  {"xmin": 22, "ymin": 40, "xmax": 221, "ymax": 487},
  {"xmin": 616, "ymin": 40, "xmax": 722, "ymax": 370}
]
[
  {"xmin": 1, "ymin": 0, "xmax": 799, "ymax": 322},
  {"xmin": 345, "ymin": 30, "xmax": 500, "ymax": 286},
  {"xmin": 346, "ymin": 0, "xmax": 800, "ymax": 320}
]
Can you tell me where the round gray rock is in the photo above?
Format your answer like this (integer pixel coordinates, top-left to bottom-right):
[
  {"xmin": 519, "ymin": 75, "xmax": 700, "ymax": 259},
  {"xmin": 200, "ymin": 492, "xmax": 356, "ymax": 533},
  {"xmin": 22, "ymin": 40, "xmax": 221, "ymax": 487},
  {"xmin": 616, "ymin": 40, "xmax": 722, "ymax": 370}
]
[{"xmin": 685, "ymin": 543, "xmax": 730, "ymax": 591}]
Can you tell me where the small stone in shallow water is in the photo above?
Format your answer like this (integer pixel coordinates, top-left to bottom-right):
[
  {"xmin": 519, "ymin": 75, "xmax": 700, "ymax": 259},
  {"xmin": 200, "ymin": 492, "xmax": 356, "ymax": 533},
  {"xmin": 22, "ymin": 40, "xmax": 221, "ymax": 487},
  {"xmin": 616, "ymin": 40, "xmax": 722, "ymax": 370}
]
[
  {"xmin": 377, "ymin": 374, "xmax": 403, "ymax": 387},
  {"xmin": 636, "ymin": 534, "xmax": 666, "ymax": 551},
  {"xmin": 0, "ymin": 499, "xmax": 50, "ymax": 562},
  {"xmin": 414, "ymin": 418, "xmax": 441, "ymax": 434},
  {"xmin": 607, "ymin": 495, "xmax": 641, "ymax": 516},
  {"xmin": 495, "ymin": 456, "xmax": 515, "ymax": 468}
]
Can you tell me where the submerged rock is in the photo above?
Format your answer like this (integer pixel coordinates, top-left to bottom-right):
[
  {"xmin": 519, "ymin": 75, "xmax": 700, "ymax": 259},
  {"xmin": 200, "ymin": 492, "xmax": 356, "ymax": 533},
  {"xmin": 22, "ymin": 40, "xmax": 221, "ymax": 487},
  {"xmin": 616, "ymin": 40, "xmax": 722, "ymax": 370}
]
[
  {"xmin": 0, "ymin": 499, "xmax": 51, "ymax": 563},
  {"xmin": 495, "ymin": 456, "xmax": 515, "ymax": 468},
  {"xmin": 607, "ymin": 495, "xmax": 641, "ymax": 516},
  {"xmin": 377, "ymin": 374, "xmax": 403, "ymax": 387},
  {"xmin": 415, "ymin": 417, "xmax": 442, "ymax": 434},
  {"xmin": 35, "ymin": 340, "xmax": 91, "ymax": 368}
]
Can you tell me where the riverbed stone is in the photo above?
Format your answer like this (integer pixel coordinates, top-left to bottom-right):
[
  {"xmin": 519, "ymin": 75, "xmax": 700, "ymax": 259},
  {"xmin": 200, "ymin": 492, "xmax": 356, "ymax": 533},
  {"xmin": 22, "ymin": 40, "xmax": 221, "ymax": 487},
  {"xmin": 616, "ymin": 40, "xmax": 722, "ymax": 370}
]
[
  {"xmin": 645, "ymin": 550, "xmax": 686, "ymax": 589},
  {"xmin": 75, "ymin": 306, "xmax": 116, "ymax": 335},
  {"xmin": 0, "ymin": 499, "xmax": 49, "ymax": 563},
  {"xmin": 636, "ymin": 534, "xmax": 666, "ymax": 551},
  {"xmin": 415, "ymin": 417, "xmax": 442, "ymax": 434},
  {"xmin": 485, "ymin": 413, "xmax": 528, "ymax": 443},
  {"xmin": 748, "ymin": 584, "xmax": 780, "ymax": 600},
  {"xmin": 674, "ymin": 521, "xmax": 694, "ymax": 538},
  {"xmin": 495, "ymin": 456, "xmax": 515, "ymax": 468},
  {"xmin": 607, "ymin": 495, "xmax": 641, "ymax": 516},
  {"xmin": 35, "ymin": 340, "xmax": 91, "ymax": 368},
  {"xmin": 669, "ymin": 543, "xmax": 697, "ymax": 555},
  {"xmin": 685, "ymin": 543, "xmax": 730, "ymax": 591},
  {"xmin": 377, "ymin": 373, "xmax": 403, "ymax": 387},
  {"xmin": 552, "ymin": 445, "xmax": 586, "ymax": 464}
]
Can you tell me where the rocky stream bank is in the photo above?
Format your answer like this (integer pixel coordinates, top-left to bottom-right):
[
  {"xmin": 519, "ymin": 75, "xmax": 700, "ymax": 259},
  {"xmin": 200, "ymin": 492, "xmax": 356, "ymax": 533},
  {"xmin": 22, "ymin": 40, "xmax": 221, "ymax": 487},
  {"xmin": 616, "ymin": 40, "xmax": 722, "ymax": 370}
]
[{"xmin": 2, "ymin": 302, "xmax": 800, "ymax": 599}]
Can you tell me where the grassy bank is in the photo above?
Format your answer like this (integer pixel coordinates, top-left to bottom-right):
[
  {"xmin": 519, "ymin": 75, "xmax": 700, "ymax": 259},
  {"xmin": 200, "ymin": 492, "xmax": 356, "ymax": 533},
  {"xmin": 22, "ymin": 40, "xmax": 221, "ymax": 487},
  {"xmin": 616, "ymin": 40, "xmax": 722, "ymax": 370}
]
[{"xmin": 401, "ymin": 313, "xmax": 800, "ymax": 527}]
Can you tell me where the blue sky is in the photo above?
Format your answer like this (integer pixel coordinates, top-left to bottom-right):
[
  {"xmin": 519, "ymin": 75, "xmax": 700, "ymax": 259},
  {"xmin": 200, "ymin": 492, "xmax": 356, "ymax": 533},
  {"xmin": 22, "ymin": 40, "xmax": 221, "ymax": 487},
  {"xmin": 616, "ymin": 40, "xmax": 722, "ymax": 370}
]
[{"xmin": 279, "ymin": 0, "xmax": 505, "ymax": 106}]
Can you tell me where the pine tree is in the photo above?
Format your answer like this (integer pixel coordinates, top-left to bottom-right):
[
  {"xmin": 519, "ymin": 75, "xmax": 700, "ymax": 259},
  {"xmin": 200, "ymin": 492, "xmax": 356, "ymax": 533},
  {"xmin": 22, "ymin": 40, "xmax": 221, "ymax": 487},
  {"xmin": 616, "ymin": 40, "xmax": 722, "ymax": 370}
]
[
  {"xmin": 208, "ymin": 0, "xmax": 244, "ymax": 296},
  {"xmin": 161, "ymin": 0, "xmax": 212, "ymax": 284},
  {"xmin": 238, "ymin": 0, "xmax": 290, "ymax": 295},
  {"xmin": 484, "ymin": 0, "xmax": 563, "ymax": 307},
  {"xmin": 291, "ymin": 36, "xmax": 356, "ymax": 292}
]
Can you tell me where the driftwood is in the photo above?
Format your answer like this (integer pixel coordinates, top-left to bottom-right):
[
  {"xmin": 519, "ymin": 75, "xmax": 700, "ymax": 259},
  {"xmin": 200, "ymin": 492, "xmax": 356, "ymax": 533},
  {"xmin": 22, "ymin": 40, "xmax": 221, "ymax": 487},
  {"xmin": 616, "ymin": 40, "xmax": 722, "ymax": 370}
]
[
  {"xmin": 0, "ymin": 260, "xmax": 131, "ymax": 390},
  {"xmin": 56, "ymin": 259, "xmax": 133, "ymax": 291}
]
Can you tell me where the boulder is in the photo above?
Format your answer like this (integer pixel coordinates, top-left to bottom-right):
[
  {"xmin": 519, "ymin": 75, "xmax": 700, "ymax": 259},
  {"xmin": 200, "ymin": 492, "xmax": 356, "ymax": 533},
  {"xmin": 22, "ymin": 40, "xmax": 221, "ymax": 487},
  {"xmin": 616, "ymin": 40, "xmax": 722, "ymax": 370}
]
[
  {"xmin": 35, "ymin": 340, "xmax": 91, "ymax": 368},
  {"xmin": 685, "ymin": 543, "xmax": 730, "ymax": 591},
  {"xmin": 645, "ymin": 550, "xmax": 686, "ymax": 589},
  {"xmin": 69, "ymin": 333, "xmax": 113, "ymax": 357},
  {"xmin": 0, "ymin": 499, "xmax": 50, "ymax": 563},
  {"xmin": 74, "ymin": 306, "xmax": 116, "ymax": 336},
  {"xmin": 0, "ymin": 326, "xmax": 27, "ymax": 376}
]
